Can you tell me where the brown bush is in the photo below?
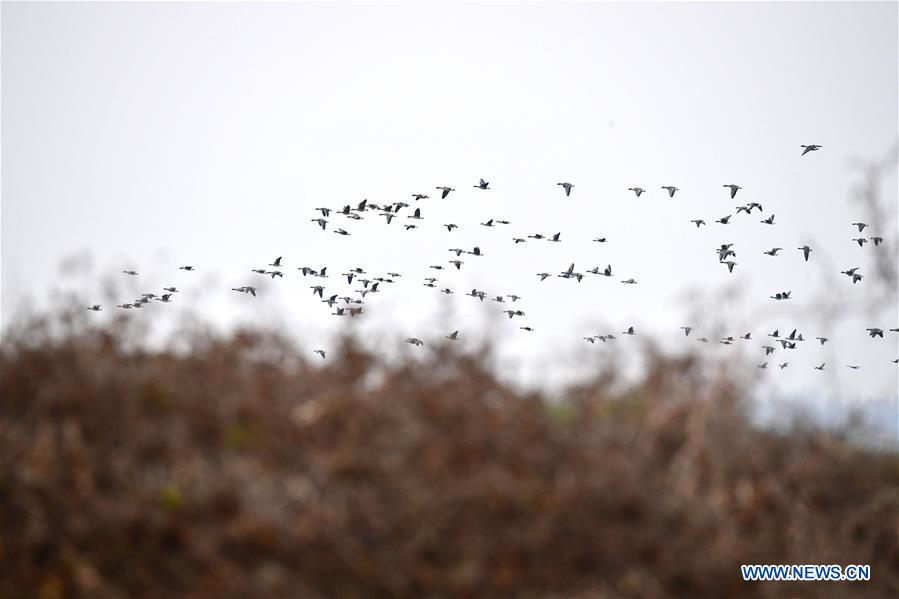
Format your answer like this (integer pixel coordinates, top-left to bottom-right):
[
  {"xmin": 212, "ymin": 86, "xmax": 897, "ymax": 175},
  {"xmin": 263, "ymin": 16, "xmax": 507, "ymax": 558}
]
[{"xmin": 1, "ymin": 311, "xmax": 897, "ymax": 598}]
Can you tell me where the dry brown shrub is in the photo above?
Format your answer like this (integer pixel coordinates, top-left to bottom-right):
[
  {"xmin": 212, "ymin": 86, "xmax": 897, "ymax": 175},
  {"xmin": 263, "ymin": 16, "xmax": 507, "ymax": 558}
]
[{"xmin": 1, "ymin": 312, "xmax": 896, "ymax": 598}]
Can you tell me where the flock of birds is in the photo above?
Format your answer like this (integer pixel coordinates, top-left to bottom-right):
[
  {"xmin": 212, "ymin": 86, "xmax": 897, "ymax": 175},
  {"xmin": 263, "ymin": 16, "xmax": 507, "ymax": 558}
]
[{"xmin": 87, "ymin": 144, "xmax": 898, "ymax": 369}]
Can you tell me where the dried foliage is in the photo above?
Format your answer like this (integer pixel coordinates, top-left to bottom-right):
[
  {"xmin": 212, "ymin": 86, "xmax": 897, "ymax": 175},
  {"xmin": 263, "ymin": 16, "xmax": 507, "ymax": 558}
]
[{"xmin": 1, "ymin": 312, "xmax": 897, "ymax": 599}]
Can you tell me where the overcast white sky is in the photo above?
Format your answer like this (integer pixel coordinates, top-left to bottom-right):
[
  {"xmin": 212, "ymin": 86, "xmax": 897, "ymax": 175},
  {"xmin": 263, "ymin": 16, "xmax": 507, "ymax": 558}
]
[{"xmin": 2, "ymin": 2, "xmax": 897, "ymax": 408}]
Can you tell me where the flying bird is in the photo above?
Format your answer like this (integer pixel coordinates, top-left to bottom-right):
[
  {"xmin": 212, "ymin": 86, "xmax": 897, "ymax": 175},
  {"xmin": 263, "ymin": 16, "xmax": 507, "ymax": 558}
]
[
  {"xmin": 557, "ymin": 182, "xmax": 574, "ymax": 196},
  {"xmin": 723, "ymin": 184, "xmax": 742, "ymax": 199},
  {"xmin": 628, "ymin": 187, "xmax": 645, "ymax": 197},
  {"xmin": 800, "ymin": 144, "xmax": 822, "ymax": 156},
  {"xmin": 661, "ymin": 186, "xmax": 678, "ymax": 198},
  {"xmin": 474, "ymin": 178, "xmax": 490, "ymax": 190},
  {"xmin": 436, "ymin": 186, "xmax": 455, "ymax": 199},
  {"xmin": 232, "ymin": 286, "xmax": 257, "ymax": 297},
  {"xmin": 798, "ymin": 245, "xmax": 812, "ymax": 261}
]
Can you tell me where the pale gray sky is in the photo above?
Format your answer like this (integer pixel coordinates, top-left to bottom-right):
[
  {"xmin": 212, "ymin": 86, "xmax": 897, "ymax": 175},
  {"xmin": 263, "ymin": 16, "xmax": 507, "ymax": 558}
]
[{"xmin": 2, "ymin": 2, "xmax": 897, "ymax": 404}]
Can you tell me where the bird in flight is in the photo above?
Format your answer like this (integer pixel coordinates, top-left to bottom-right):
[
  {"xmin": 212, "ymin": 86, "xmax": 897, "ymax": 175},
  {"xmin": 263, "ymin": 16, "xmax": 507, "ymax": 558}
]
[
  {"xmin": 474, "ymin": 178, "xmax": 490, "ymax": 190},
  {"xmin": 716, "ymin": 215, "xmax": 732, "ymax": 225},
  {"xmin": 445, "ymin": 330, "xmax": 459, "ymax": 341},
  {"xmin": 690, "ymin": 219, "xmax": 706, "ymax": 227},
  {"xmin": 557, "ymin": 182, "xmax": 574, "ymax": 196},
  {"xmin": 179, "ymin": 265, "xmax": 195, "ymax": 271},
  {"xmin": 681, "ymin": 326, "xmax": 693, "ymax": 336},
  {"xmin": 852, "ymin": 238, "xmax": 868, "ymax": 247},
  {"xmin": 800, "ymin": 144, "xmax": 822, "ymax": 156},
  {"xmin": 436, "ymin": 186, "xmax": 455, "ymax": 199},
  {"xmin": 852, "ymin": 222, "xmax": 868, "ymax": 232},
  {"xmin": 405, "ymin": 337, "xmax": 424, "ymax": 346},
  {"xmin": 723, "ymin": 184, "xmax": 742, "ymax": 199},
  {"xmin": 798, "ymin": 245, "xmax": 812, "ymax": 261},
  {"xmin": 86, "ymin": 304, "xmax": 102, "ymax": 311},
  {"xmin": 444, "ymin": 223, "xmax": 458, "ymax": 232},
  {"xmin": 122, "ymin": 270, "xmax": 138, "ymax": 276},
  {"xmin": 661, "ymin": 186, "xmax": 678, "ymax": 198},
  {"xmin": 761, "ymin": 214, "xmax": 775, "ymax": 225},
  {"xmin": 764, "ymin": 248, "xmax": 782, "ymax": 256},
  {"xmin": 270, "ymin": 256, "xmax": 283, "ymax": 267},
  {"xmin": 814, "ymin": 363, "xmax": 825, "ymax": 370},
  {"xmin": 314, "ymin": 349, "xmax": 326, "ymax": 359},
  {"xmin": 628, "ymin": 187, "xmax": 645, "ymax": 197}
]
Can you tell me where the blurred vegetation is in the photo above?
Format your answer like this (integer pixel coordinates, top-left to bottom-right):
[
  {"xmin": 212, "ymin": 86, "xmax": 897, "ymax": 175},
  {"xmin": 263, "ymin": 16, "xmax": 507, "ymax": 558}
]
[{"xmin": 1, "ymin": 308, "xmax": 897, "ymax": 599}]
